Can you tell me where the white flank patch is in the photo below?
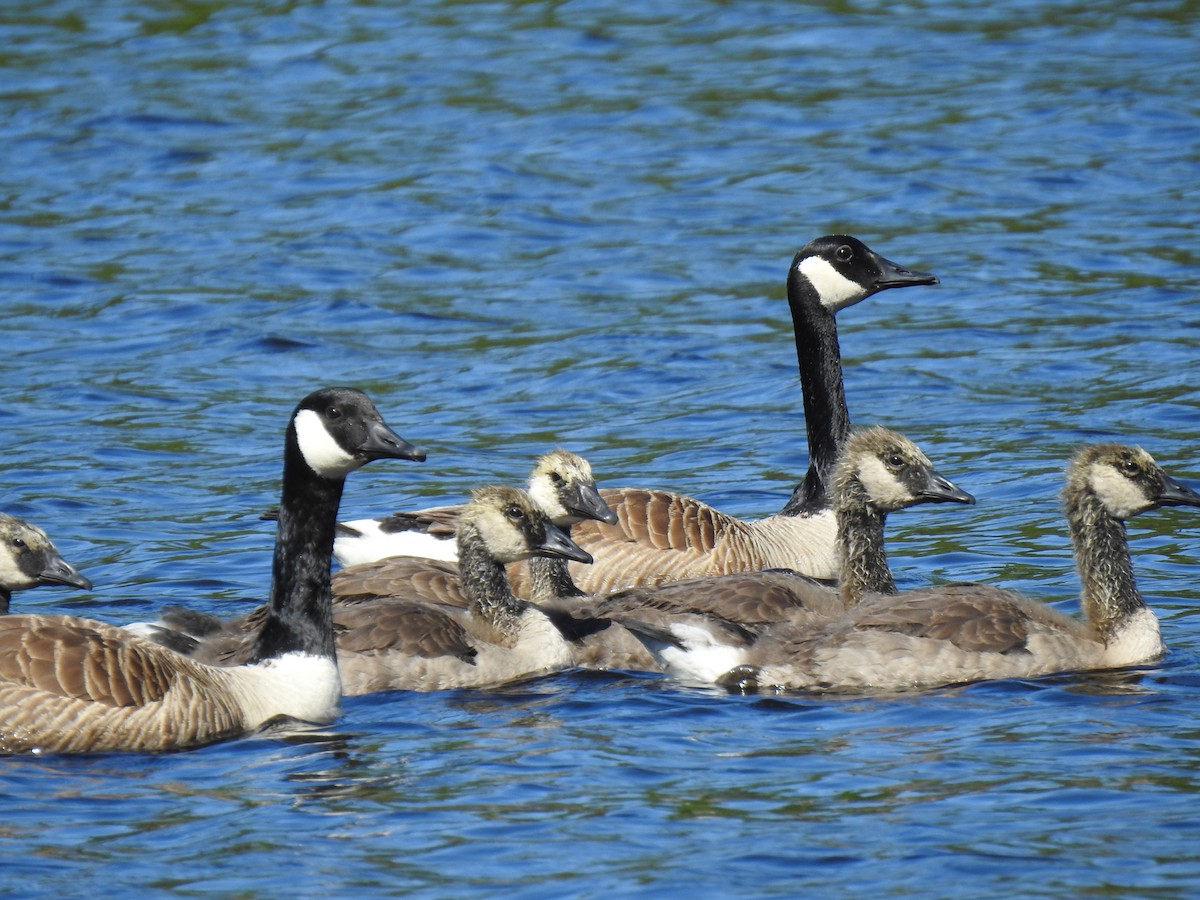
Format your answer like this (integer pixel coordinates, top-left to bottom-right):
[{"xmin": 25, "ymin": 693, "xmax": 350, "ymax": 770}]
[
  {"xmin": 798, "ymin": 256, "xmax": 867, "ymax": 312},
  {"xmin": 294, "ymin": 408, "xmax": 359, "ymax": 478},
  {"xmin": 655, "ymin": 622, "xmax": 747, "ymax": 684},
  {"xmin": 234, "ymin": 653, "xmax": 343, "ymax": 728},
  {"xmin": 333, "ymin": 522, "xmax": 459, "ymax": 566}
]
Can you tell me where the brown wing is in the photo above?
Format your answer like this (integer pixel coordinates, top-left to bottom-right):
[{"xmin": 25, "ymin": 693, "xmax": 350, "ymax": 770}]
[
  {"xmin": 847, "ymin": 584, "xmax": 1037, "ymax": 655},
  {"xmin": 0, "ymin": 615, "xmax": 177, "ymax": 707},
  {"xmin": 333, "ymin": 601, "xmax": 477, "ymax": 663},
  {"xmin": 574, "ymin": 488, "xmax": 746, "ymax": 553},
  {"xmin": 332, "ymin": 557, "xmax": 468, "ymax": 607},
  {"xmin": 589, "ymin": 570, "xmax": 844, "ymax": 628}
]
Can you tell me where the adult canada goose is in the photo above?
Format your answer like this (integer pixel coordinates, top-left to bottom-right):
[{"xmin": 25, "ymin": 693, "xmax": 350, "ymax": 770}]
[
  {"xmin": 636, "ymin": 443, "xmax": 1200, "ymax": 693},
  {"xmin": 557, "ymin": 235, "xmax": 939, "ymax": 595},
  {"xmin": 571, "ymin": 427, "xmax": 974, "ymax": 672},
  {"xmin": 333, "ymin": 449, "xmax": 616, "ymax": 568},
  {"xmin": 0, "ymin": 513, "xmax": 93, "ymax": 613},
  {"xmin": 0, "ymin": 388, "xmax": 424, "ymax": 754},
  {"xmin": 142, "ymin": 486, "xmax": 597, "ymax": 694}
]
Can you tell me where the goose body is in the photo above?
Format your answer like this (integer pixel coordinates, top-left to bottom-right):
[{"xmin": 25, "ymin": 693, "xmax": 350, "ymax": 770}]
[
  {"xmin": 146, "ymin": 486, "xmax": 596, "ymax": 694},
  {"xmin": 334, "ymin": 449, "xmax": 615, "ymax": 568},
  {"xmin": 584, "ymin": 428, "xmax": 974, "ymax": 674},
  {"xmin": 640, "ymin": 444, "xmax": 1200, "ymax": 693},
  {"xmin": 331, "ymin": 485, "xmax": 596, "ymax": 693},
  {"xmin": 0, "ymin": 513, "xmax": 93, "ymax": 613},
  {"xmin": 0, "ymin": 388, "xmax": 424, "ymax": 754},
  {"xmin": 556, "ymin": 236, "xmax": 938, "ymax": 595}
]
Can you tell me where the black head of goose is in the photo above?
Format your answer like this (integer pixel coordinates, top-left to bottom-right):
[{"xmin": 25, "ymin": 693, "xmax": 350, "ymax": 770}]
[
  {"xmin": 563, "ymin": 235, "xmax": 938, "ymax": 593},
  {"xmin": 575, "ymin": 427, "xmax": 973, "ymax": 675},
  {"xmin": 690, "ymin": 443, "xmax": 1199, "ymax": 694},
  {"xmin": 0, "ymin": 513, "xmax": 92, "ymax": 614},
  {"xmin": 0, "ymin": 387, "xmax": 424, "ymax": 754},
  {"xmin": 333, "ymin": 448, "xmax": 615, "ymax": 568}
]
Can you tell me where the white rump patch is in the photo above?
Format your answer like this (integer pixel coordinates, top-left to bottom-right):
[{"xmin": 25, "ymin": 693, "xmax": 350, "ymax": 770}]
[
  {"xmin": 655, "ymin": 622, "xmax": 747, "ymax": 684},
  {"xmin": 236, "ymin": 653, "xmax": 343, "ymax": 728},
  {"xmin": 333, "ymin": 522, "xmax": 459, "ymax": 566},
  {"xmin": 294, "ymin": 409, "xmax": 359, "ymax": 478},
  {"xmin": 798, "ymin": 256, "xmax": 867, "ymax": 312}
]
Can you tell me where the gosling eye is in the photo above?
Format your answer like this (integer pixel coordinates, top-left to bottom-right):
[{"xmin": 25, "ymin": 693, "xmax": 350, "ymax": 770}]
[
  {"xmin": 885, "ymin": 453, "xmax": 907, "ymax": 471},
  {"xmin": 1118, "ymin": 457, "xmax": 1141, "ymax": 477},
  {"xmin": 12, "ymin": 538, "xmax": 26, "ymax": 550},
  {"xmin": 504, "ymin": 504, "xmax": 526, "ymax": 522},
  {"xmin": 549, "ymin": 472, "xmax": 564, "ymax": 486},
  {"xmin": 836, "ymin": 244, "xmax": 854, "ymax": 262}
]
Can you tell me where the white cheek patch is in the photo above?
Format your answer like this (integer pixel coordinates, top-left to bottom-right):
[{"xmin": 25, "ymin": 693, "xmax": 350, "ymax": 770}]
[
  {"xmin": 1089, "ymin": 465, "xmax": 1150, "ymax": 519},
  {"xmin": 294, "ymin": 409, "xmax": 359, "ymax": 478},
  {"xmin": 798, "ymin": 256, "xmax": 867, "ymax": 312},
  {"xmin": 527, "ymin": 476, "xmax": 564, "ymax": 520},
  {"xmin": 855, "ymin": 457, "xmax": 912, "ymax": 509}
]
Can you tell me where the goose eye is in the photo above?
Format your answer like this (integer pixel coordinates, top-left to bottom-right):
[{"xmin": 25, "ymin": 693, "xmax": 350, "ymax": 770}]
[
  {"xmin": 326, "ymin": 406, "xmax": 343, "ymax": 421},
  {"xmin": 12, "ymin": 538, "xmax": 26, "ymax": 549},
  {"xmin": 504, "ymin": 505, "xmax": 525, "ymax": 521},
  {"xmin": 549, "ymin": 472, "xmax": 564, "ymax": 486},
  {"xmin": 1118, "ymin": 457, "xmax": 1140, "ymax": 477},
  {"xmin": 885, "ymin": 453, "xmax": 906, "ymax": 470},
  {"xmin": 836, "ymin": 245, "xmax": 853, "ymax": 262}
]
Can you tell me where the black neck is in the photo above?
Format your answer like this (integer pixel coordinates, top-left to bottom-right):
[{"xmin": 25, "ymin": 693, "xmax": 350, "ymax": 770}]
[
  {"xmin": 0, "ymin": 587, "xmax": 9, "ymax": 615},
  {"xmin": 835, "ymin": 482, "xmax": 895, "ymax": 605},
  {"xmin": 1066, "ymin": 489, "xmax": 1144, "ymax": 641},
  {"xmin": 780, "ymin": 278, "xmax": 851, "ymax": 516},
  {"xmin": 253, "ymin": 441, "xmax": 342, "ymax": 661}
]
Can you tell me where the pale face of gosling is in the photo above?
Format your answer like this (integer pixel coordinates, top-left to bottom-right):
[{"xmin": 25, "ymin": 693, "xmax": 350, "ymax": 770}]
[
  {"xmin": 526, "ymin": 450, "xmax": 616, "ymax": 527},
  {"xmin": 467, "ymin": 488, "xmax": 551, "ymax": 565},
  {"xmin": 1080, "ymin": 445, "xmax": 1194, "ymax": 520},
  {"xmin": 838, "ymin": 427, "xmax": 975, "ymax": 513},
  {"xmin": 0, "ymin": 516, "xmax": 92, "ymax": 593}
]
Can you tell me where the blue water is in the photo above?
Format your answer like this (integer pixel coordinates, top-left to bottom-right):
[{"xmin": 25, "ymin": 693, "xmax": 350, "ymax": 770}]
[{"xmin": 2, "ymin": 1, "xmax": 1199, "ymax": 896}]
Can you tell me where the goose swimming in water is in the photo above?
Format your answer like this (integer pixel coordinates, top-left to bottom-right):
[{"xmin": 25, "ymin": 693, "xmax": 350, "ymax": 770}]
[
  {"xmin": 557, "ymin": 236, "xmax": 939, "ymax": 595},
  {"xmin": 0, "ymin": 388, "xmax": 424, "ymax": 754}
]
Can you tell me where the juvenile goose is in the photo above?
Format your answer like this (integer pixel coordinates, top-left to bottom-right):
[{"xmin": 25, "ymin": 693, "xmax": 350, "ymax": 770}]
[
  {"xmin": 333, "ymin": 449, "xmax": 616, "ymax": 567},
  {"xmin": 332, "ymin": 485, "xmax": 596, "ymax": 693},
  {"xmin": 0, "ymin": 513, "xmax": 93, "ymax": 613},
  {"xmin": 643, "ymin": 443, "xmax": 1200, "ymax": 693},
  {"xmin": 560, "ymin": 236, "xmax": 939, "ymax": 594},
  {"xmin": 573, "ymin": 428, "xmax": 974, "ymax": 672},
  {"xmin": 0, "ymin": 388, "xmax": 424, "ymax": 754},
  {"xmin": 143, "ymin": 486, "xmax": 596, "ymax": 694}
]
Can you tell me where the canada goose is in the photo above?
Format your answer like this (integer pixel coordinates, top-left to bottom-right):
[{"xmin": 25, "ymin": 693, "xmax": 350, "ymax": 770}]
[
  {"xmin": 638, "ymin": 443, "xmax": 1200, "ymax": 693},
  {"xmin": 572, "ymin": 427, "xmax": 974, "ymax": 672},
  {"xmin": 0, "ymin": 513, "xmax": 93, "ymax": 613},
  {"xmin": 143, "ymin": 486, "xmax": 597, "ymax": 694},
  {"xmin": 145, "ymin": 450, "xmax": 615, "ymax": 653},
  {"xmin": 333, "ymin": 485, "xmax": 596, "ymax": 693},
  {"xmin": 333, "ymin": 449, "xmax": 616, "ymax": 568},
  {"xmin": 0, "ymin": 388, "xmax": 424, "ymax": 754},
  {"xmin": 556, "ymin": 235, "xmax": 939, "ymax": 595}
]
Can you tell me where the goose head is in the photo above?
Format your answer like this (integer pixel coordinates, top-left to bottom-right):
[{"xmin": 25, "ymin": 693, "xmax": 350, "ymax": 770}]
[
  {"xmin": 0, "ymin": 514, "xmax": 92, "ymax": 612},
  {"xmin": 835, "ymin": 426, "xmax": 976, "ymax": 515},
  {"xmin": 790, "ymin": 234, "xmax": 939, "ymax": 315},
  {"xmin": 289, "ymin": 387, "xmax": 426, "ymax": 480},
  {"xmin": 1069, "ymin": 444, "xmax": 1200, "ymax": 521},
  {"xmin": 460, "ymin": 485, "xmax": 594, "ymax": 566},
  {"xmin": 526, "ymin": 449, "xmax": 618, "ymax": 528}
]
